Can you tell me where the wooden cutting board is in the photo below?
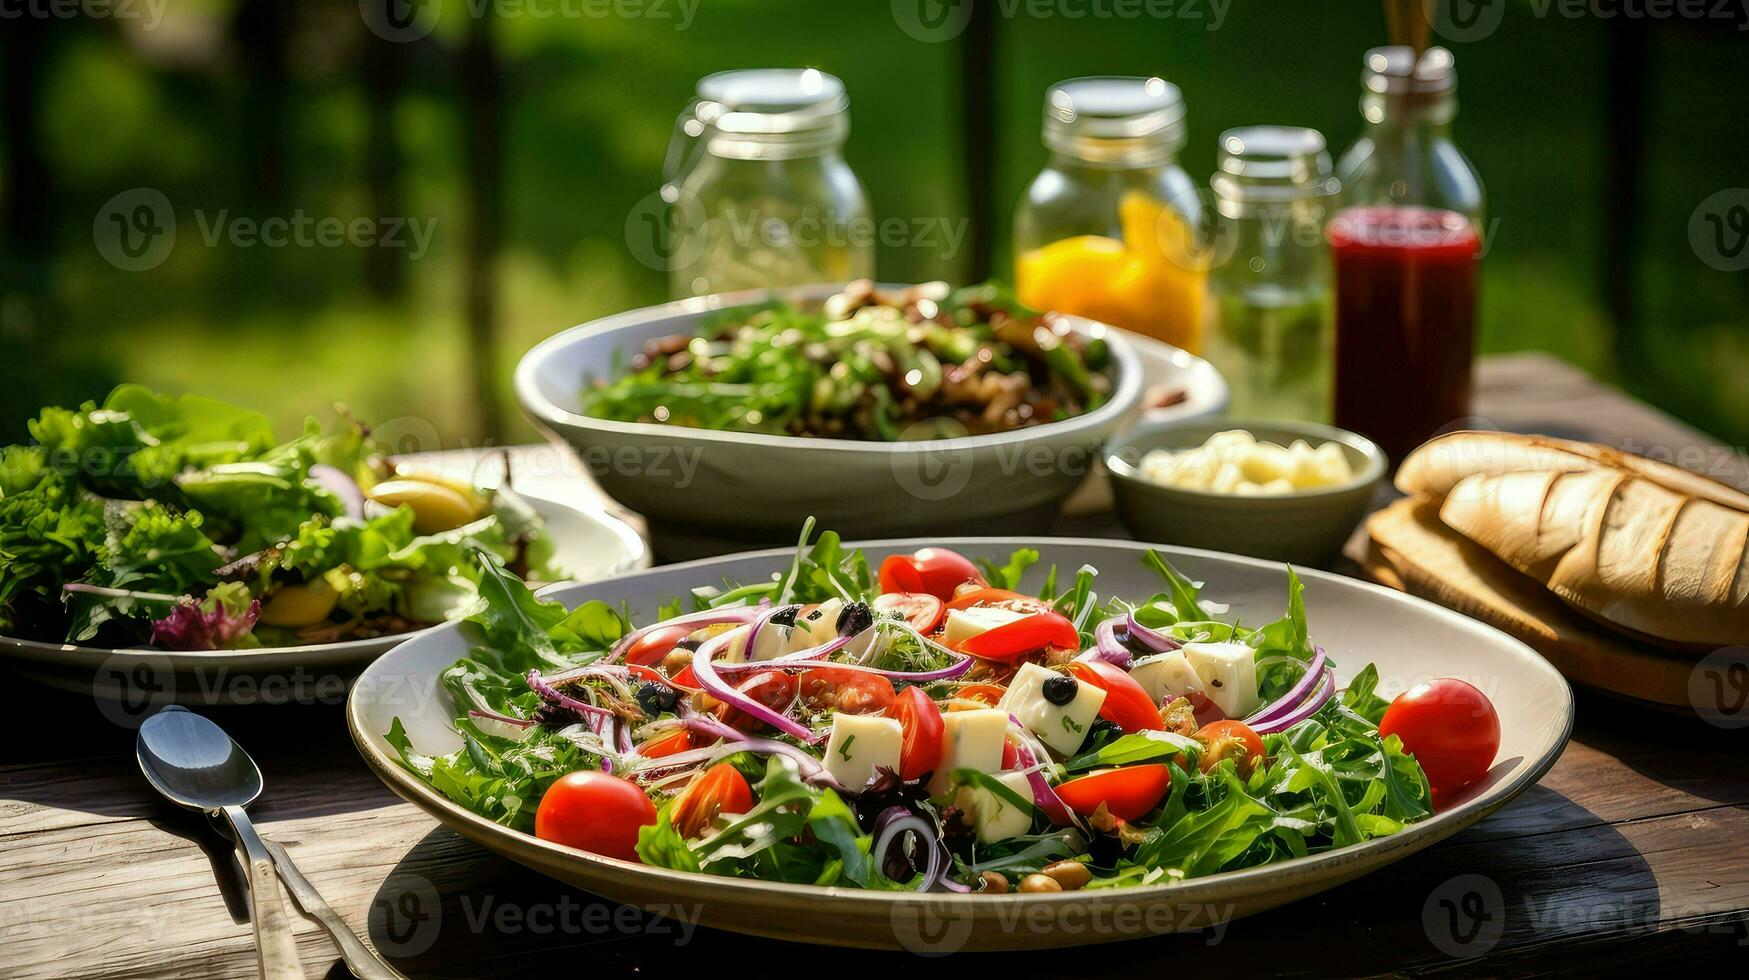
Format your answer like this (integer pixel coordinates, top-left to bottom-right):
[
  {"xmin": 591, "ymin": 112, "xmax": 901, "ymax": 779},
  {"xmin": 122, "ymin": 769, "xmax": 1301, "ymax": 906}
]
[{"xmin": 1350, "ymin": 499, "xmax": 1702, "ymax": 711}]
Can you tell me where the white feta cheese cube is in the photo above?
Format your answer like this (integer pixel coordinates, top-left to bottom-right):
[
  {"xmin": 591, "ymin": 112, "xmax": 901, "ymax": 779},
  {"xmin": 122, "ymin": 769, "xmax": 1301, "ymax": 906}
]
[
  {"xmin": 822, "ymin": 713, "xmax": 902, "ymax": 792},
  {"xmin": 997, "ymin": 662, "xmax": 1107, "ymax": 756},
  {"xmin": 796, "ymin": 598, "xmax": 844, "ymax": 647},
  {"xmin": 1128, "ymin": 650, "xmax": 1203, "ymax": 703},
  {"xmin": 928, "ymin": 708, "xmax": 1008, "ymax": 794},
  {"xmin": 955, "ymin": 771, "xmax": 1035, "ymax": 843},
  {"xmin": 941, "ymin": 606, "xmax": 1028, "ymax": 648},
  {"xmin": 1181, "ymin": 641, "xmax": 1260, "ymax": 718}
]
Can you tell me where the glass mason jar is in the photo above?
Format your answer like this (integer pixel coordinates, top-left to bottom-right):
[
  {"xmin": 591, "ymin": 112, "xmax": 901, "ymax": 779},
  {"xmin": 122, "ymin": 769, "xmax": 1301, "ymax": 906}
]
[
  {"xmin": 661, "ymin": 69, "xmax": 873, "ymax": 298},
  {"xmin": 1203, "ymin": 126, "xmax": 1340, "ymax": 422},
  {"xmin": 1014, "ymin": 76, "xmax": 1208, "ymax": 353},
  {"xmin": 1329, "ymin": 47, "xmax": 1486, "ymax": 461}
]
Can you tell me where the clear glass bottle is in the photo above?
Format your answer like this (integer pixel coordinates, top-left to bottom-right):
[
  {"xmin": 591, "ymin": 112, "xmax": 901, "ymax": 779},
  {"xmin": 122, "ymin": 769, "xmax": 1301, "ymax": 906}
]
[
  {"xmin": 1329, "ymin": 47, "xmax": 1486, "ymax": 461},
  {"xmin": 1014, "ymin": 76, "xmax": 1208, "ymax": 353},
  {"xmin": 1203, "ymin": 126, "xmax": 1340, "ymax": 422},
  {"xmin": 661, "ymin": 69, "xmax": 873, "ymax": 298}
]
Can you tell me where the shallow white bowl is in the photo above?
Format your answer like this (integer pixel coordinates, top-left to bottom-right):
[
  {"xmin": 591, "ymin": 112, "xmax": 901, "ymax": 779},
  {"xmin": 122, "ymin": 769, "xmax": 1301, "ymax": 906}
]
[
  {"xmin": 514, "ymin": 284, "xmax": 1150, "ymax": 554},
  {"xmin": 350, "ymin": 537, "xmax": 1573, "ymax": 951}
]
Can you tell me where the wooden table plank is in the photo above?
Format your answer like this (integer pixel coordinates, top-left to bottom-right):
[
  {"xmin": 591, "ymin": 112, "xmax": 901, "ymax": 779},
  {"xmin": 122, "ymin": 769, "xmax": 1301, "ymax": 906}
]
[{"xmin": 5, "ymin": 354, "xmax": 1748, "ymax": 978}]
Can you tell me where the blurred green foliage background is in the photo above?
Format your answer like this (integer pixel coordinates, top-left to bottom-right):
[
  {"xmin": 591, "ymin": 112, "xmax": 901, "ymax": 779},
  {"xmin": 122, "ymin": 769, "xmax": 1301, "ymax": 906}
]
[{"xmin": 3, "ymin": 0, "xmax": 1746, "ymax": 448}]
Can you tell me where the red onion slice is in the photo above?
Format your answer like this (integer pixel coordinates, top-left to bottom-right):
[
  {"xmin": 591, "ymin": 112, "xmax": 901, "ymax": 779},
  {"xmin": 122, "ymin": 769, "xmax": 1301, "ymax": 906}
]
[
  {"xmin": 526, "ymin": 670, "xmax": 614, "ymax": 719},
  {"xmin": 1005, "ymin": 716, "xmax": 1076, "ymax": 827},
  {"xmin": 871, "ymin": 806, "xmax": 947, "ymax": 891},
  {"xmin": 1249, "ymin": 668, "xmax": 1336, "ymax": 734},
  {"xmin": 1124, "ymin": 611, "xmax": 1181, "ymax": 653},
  {"xmin": 308, "ymin": 464, "xmax": 366, "ymax": 520},
  {"xmin": 1244, "ymin": 646, "xmax": 1328, "ymax": 728},
  {"xmin": 690, "ymin": 631, "xmax": 822, "ymax": 744},
  {"xmin": 606, "ymin": 606, "xmax": 763, "ymax": 663}
]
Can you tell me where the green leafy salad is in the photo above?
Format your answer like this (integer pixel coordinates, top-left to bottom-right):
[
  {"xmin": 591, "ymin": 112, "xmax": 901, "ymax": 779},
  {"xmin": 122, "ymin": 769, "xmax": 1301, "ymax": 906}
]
[
  {"xmin": 387, "ymin": 524, "xmax": 1490, "ymax": 894},
  {"xmin": 578, "ymin": 281, "xmax": 1113, "ymax": 440},
  {"xmin": 0, "ymin": 384, "xmax": 560, "ymax": 650}
]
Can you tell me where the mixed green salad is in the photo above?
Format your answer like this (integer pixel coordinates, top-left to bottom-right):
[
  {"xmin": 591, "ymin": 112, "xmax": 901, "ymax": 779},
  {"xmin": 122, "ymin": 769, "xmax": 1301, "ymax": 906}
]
[
  {"xmin": 0, "ymin": 385, "xmax": 560, "ymax": 650},
  {"xmin": 578, "ymin": 281, "xmax": 1113, "ymax": 440},
  {"xmin": 389, "ymin": 524, "xmax": 1500, "ymax": 893}
]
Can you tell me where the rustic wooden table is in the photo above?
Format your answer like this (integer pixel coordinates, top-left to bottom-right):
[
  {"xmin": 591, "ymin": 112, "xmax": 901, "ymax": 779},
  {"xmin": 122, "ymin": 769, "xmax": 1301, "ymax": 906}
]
[{"xmin": 4, "ymin": 354, "xmax": 1747, "ymax": 978}]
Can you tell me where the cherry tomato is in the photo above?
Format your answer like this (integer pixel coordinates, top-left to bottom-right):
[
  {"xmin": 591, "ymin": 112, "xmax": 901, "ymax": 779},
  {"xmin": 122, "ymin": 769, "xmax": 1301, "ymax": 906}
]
[
  {"xmin": 1379, "ymin": 678, "xmax": 1500, "ymax": 802},
  {"xmin": 715, "ymin": 670, "xmax": 798, "ymax": 732},
  {"xmin": 1068, "ymin": 659, "xmax": 1165, "ymax": 732},
  {"xmin": 1187, "ymin": 691, "xmax": 1226, "ymax": 727},
  {"xmin": 623, "ymin": 624, "xmax": 694, "ymax": 667},
  {"xmin": 891, "ymin": 686, "xmax": 944, "ymax": 781},
  {"xmin": 1000, "ymin": 736, "xmax": 1020, "ymax": 770},
  {"xmin": 879, "ymin": 548, "xmax": 986, "ymax": 601},
  {"xmin": 534, "ymin": 771, "xmax": 657, "ymax": 861},
  {"xmin": 669, "ymin": 664, "xmax": 701, "ymax": 690},
  {"xmin": 671, "ymin": 762, "xmax": 754, "ymax": 839},
  {"xmin": 627, "ymin": 663, "xmax": 700, "ymax": 694},
  {"xmin": 1055, "ymin": 765, "xmax": 1171, "ymax": 821},
  {"xmin": 873, "ymin": 591, "xmax": 946, "ymax": 633},
  {"xmin": 800, "ymin": 666, "xmax": 895, "ymax": 715},
  {"xmin": 945, "ymin": 588, "xmax": 1052, "ymax": 613},
  {"xmin": 958, "ymin": 611, "xmax": 1081, "ymax": 662},
  {"xmin": 636, "ymin": 728, "xmax": 695, "ymax": 759},
  {"xmin": 1195, "ymin": 720, "xmax": 1266, "ymax": 776}
]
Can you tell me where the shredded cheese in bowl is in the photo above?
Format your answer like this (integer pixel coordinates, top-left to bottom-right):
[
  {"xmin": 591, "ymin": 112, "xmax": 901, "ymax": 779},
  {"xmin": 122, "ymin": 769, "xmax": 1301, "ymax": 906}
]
[{"xmin": 1138, "ymin": 429, "xmax": 1355, "ymax": 495}]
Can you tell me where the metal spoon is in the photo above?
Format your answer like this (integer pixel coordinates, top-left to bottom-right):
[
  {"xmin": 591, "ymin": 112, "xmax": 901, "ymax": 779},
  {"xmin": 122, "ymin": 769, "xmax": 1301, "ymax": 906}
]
[{"xmin": 137, "ymin": 706, "xmax": 306, "ymax": 980}]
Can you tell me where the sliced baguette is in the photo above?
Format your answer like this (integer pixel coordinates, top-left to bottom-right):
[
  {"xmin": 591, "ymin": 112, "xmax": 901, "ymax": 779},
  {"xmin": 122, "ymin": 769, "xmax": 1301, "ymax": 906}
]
[
  {"xmin": 1438, "ymin": 469, "xmax": 1749, "ymax": 650},
  {"xmin": 1361, "ymin": 498, "xmax": 1696, "ymax": 705},
  {"xmin": 1397, "ymin": 431, "xmax": 1749, "ymax": 513}
]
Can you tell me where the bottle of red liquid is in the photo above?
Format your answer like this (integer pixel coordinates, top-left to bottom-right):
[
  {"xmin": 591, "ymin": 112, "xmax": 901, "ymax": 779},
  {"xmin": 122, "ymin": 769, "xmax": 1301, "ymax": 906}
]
[{"xmin": 1330, "ymin": 47, "xmax": 1485, "ymax": 462}]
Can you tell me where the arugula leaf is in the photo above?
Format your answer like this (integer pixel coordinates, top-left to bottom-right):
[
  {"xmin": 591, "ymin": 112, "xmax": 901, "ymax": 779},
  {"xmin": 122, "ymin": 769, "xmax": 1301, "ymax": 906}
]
[
  {"xmin": 1143, "ymin": 550, "xmax": 1208, "ymax": 622},
  {"xmin": 977, "ymin": 547, "xmax": 1039, "ymax": 591}
]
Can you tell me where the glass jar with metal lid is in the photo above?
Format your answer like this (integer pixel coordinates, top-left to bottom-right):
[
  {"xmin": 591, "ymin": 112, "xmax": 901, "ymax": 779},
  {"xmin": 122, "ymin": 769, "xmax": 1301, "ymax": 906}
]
[
  {"xmin": 1014, "ymin": 76, "xmax": 1208, "ymax": 353},
  {"xmin": 1203, "ymin": 125, "xmax": 1340, "ymax": 422},
  {"xmin": 657, "ymin": 68, "xmax": 873, "ymax": 298}
]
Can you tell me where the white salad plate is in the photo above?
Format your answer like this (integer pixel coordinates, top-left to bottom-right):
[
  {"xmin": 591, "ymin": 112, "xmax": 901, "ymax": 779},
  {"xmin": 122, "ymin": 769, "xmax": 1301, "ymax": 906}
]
[
  {"xmin": 0, "ymin": 492, "xmax": 648, "ymax": 706},
  {"xmin": 349, "ymin": 537, "xmax": 1573, "ymax": 951}
]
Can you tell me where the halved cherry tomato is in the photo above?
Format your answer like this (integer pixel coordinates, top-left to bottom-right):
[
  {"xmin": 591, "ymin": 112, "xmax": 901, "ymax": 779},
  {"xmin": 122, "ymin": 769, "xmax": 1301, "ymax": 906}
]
[
  {"xmin": 626, "ymin": 663, "xmax": 700, "ymax": 694},
  {"xmin": 873, "ymin": 591, "xmax": 946, "ymax": 633},
  {"xmin": 891, "ymin": 686, "xmax": 944, "ymax": 782},
  {"xmin": 1379, "ymin": 678, "xmax": 1500, "ymax": 803},
  {"xmin": 1068, "ymin": 659, "xmax": 1164, "ymax": 732},
  {"xmin": 1186, "ymin": 691, "xmax": 1226, "ymax": 727},
  {"xmin": 879, "ymin": 548, "xmax": 986, "ymax": 601},
  {"xmin": 715, "ymin": 670, "xmax": 798, "ymax": 732},
  {"xmin": 800, "ymin": 666, "xmax": 895, "ymax": 715},
  {"xmin": 950, "ymin": 682, "xmax": 1008, "ymax": 706},
  {"xmin": 623, "ymin": 624, "xmax": 694, "ymax": 667},
  {"xmin": 1195, "ymin": 720, "xmax": 1266, "ymax": 776},
  {"xmin": 1000, "ymin": 736, "xmax": 1020, "ymax": 770},
  {"xmin": 669, "ymin": 664, "xmax": 701, "ymax": 690},
  {"xmin": 958, "ymin": 611, "xmax": 1081, "ymax": 663},
  {"xmin": 945, "ymin": 588, "xmax": 1051, "ymax": 613},
  {"xmin": 1055, "ymin": 765, "xmax": 1171, "ymax": 821},
  {"xmin": 636, "ymin": 728, "xmax": 695, "ymax": 759},
  {"xmin": 534, "ymin": 771, "xmax": 657, "ymax": 860},
  {"xmin": 671, "ymin": 762, "xmax": 753, "ymax": 839}
]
